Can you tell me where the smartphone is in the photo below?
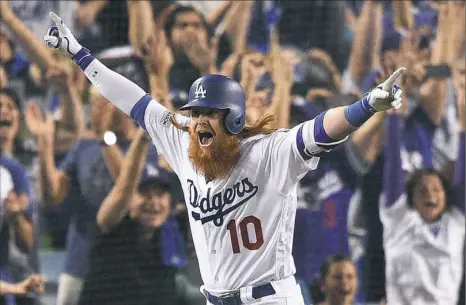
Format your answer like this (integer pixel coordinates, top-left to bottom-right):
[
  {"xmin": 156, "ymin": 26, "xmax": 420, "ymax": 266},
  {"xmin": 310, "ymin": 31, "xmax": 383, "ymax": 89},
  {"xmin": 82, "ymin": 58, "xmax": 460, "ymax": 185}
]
[{"xmin": 424, "ymin": 64, "xmax": 451, "ymax": 79}]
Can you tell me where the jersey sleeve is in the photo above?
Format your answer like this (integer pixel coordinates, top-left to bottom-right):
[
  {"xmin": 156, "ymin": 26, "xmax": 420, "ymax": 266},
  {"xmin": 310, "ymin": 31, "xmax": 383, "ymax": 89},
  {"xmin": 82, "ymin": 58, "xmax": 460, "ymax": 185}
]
[
  {"xmin": 129, "ymin": 95, "xmax": 189, "ymax": 174},
  {"xmin": 262, "ymin": 121, "xmax": 321, "ymax": 195}
]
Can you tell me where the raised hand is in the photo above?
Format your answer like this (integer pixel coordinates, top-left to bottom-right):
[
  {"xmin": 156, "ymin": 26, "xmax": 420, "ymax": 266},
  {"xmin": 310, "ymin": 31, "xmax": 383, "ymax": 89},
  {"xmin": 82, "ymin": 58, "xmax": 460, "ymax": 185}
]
[
  {"xmin": 46, "ymin": 60, "xmax": 73, "ymax": 90},
  {"xmin": 0, "ymin": 0, "xmax": 13, "ymax": 21},
  {"xmin": 182, "ymin": 34, "xmax": 219, "ymax": 74},
  {"xmin": 24, "ymin": 101, "xmax": 54, "ymax": 138},
  {"xmin": 240, "ymin": 53, "xmax": 268, "ymax": 98},
  {"xmin": 144, "ymin": 27, "xmax": 173, "ymax": 76},
  {"xmin": 43, "ymin": 12, "xmax": 86, "ymax": 61},
  {"xmin": 368, "ymin": 67, "xmax": 406, "ymax": 112}
]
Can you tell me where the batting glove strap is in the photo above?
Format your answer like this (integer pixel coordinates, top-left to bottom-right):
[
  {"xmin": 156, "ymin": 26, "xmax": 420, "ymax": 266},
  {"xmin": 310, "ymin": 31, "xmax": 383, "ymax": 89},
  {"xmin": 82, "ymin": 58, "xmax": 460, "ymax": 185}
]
[{"xmin": 72, "ymin": 47, "xmax": 94, "ymax": 71}]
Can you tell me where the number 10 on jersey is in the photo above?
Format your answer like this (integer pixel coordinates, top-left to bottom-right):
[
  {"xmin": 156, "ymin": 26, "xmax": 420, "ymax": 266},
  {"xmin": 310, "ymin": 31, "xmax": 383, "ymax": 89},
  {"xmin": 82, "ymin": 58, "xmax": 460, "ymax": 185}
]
[{"xmin": 226, "ymin": 216, "xmax": 264, "ymax": 254}]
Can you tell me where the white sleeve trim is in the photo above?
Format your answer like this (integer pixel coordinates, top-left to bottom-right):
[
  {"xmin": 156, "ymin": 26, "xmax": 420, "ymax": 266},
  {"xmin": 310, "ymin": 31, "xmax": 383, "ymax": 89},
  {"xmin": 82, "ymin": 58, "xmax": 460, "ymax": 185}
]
[{"xmin": 301, "ymin": 120, "xmax": 348, "ymax": 155}]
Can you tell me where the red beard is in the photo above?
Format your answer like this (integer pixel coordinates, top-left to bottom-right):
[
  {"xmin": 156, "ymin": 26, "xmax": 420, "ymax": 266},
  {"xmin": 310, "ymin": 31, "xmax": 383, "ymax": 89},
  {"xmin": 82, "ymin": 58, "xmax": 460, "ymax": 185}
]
[{"xmin": 188, "ymin": 128, "xmax": 240, "ymax": 181}]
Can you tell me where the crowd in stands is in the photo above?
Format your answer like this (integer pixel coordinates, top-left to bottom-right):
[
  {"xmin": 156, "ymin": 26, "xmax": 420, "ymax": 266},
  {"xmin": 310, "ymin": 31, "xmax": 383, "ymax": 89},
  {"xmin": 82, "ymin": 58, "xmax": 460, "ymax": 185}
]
[{"xmin": 0, "ymin": 1, "xmax": 464, "ymax": 304}]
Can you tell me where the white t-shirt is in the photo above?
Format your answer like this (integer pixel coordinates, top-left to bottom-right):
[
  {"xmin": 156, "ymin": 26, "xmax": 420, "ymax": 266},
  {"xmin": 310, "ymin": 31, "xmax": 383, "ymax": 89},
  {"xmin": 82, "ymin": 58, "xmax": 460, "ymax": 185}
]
[
  {"xmin": 143, "ymin": 100, "xmax": 322, "ymax": 292},
  {"xmin": 0, "ymin": 165, "xmax": 14, "ymax": 228},
  {"xmin": 380, "ymin": 194, "xmax": 465, "ymax": 305}
]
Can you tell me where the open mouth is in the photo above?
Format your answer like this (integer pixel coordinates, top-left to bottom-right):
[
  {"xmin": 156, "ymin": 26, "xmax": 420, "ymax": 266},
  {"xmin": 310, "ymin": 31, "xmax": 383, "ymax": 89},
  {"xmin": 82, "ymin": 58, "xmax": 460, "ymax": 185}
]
[
  {"xmin": 0, "ymin": 120, "xmax": 12, "ymax": 127},
  {"xmin": 198, "ymin": 131, "xmax": 214, "ymax": 147},
  {"xmin": 141, "ymin": 204, "xmax": 162, "ymax": 215},
  {"xmin": 424, "ymin": 201, "xmax": 439, "ymax": 211},
  {"xmin": 0, "ymin": 120, "xmax": 12, "ymax": 135}
]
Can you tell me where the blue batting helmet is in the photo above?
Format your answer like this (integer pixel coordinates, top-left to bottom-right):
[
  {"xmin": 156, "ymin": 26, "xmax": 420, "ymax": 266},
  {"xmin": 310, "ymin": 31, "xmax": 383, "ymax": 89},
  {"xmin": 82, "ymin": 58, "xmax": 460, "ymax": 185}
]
[{"xmin": 179, "ymin": 74, "xmax": 246, "ymax": 134}]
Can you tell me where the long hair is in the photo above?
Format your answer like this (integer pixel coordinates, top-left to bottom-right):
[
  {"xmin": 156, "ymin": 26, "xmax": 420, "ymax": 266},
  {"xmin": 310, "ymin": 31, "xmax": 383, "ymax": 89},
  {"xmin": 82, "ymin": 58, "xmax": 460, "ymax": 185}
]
[
  {"xmin": 169, "ymin": 113, "xmax": 277, "ymax": 138},
  {"xmin": 405, "ymin": 168, "xmax": 455, "ymax": 210}
]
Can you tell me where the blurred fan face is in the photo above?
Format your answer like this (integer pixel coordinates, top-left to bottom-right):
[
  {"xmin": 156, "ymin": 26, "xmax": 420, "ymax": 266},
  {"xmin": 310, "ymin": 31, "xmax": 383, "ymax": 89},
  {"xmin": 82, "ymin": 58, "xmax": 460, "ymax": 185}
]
[
  {"xmin": 413, "ymin": 174, "xmax": 446, "ymax": 222},
  {"xmin": 0, "ymin": 93, "xmax": 19, "ymax": 145},
  {"xmin": 188, "ymin": 108, "xmax": 240, "ymax": 180},
  {"xmin": 171, "ymin": 11, "xmax": 208, "ymax": 53},
  {"xmin": 321, "ymin": 260, "xmax": 357, "ymax": 303},
  {"xmin": 382, "ymin": 50, "xmax": 399, "ymax": 73},
  {"xmin": 131, "ymin": 187, "xmax": 171, "ymax": 228}
]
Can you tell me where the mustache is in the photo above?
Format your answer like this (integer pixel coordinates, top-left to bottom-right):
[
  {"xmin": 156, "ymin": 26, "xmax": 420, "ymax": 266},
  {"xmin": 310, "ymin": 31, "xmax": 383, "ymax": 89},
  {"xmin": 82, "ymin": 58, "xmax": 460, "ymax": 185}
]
[{"xmin": 188, "ymin": 128, "xmax": 240, "ymax": 179}]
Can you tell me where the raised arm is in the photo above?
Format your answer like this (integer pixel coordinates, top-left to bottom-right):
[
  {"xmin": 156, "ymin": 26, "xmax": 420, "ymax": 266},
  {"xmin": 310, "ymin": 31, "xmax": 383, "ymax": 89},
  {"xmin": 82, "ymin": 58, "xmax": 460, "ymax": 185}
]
[
  {"xmin": 0, "ymin": 1, "xmax": 54, "ymax": 71},
  {"xmin": 267, "ymin": 28, "xmax": 292, "ymax": 129},
  {"xmin": 349, "ymin": 112, "xmax": 386, "ymax": 169},
  {"xmin": 46, "ymin": 60, "xmax": 85, "ymax": 140},
  {"xmin": 453, "ymin": 75, "xmax": 465, "ymax": 212},
  {"xmin": 392, "ymin": 0, "xmax": 413, "ymax": 34},
  {"xmin": 126, "ymin": 0, "xmax": 156, "ymax": 58},
  {"xmin": 418, "ymin": 3, "xmax": 449, "ymax": 125},
  {"xmin": 454, "ymin": 131, "xmax": 465, "ymax": 212},
  {"xmin": 317, "ymin": 69, "xmax": 405, "ymax": 146},
  {"xmin": 382, "ymin": 113, "xmax": 406, "ymax": 208},
  {"xmin": 97, "ymin": 128, "xmax": 150, "ymax": 233},
  {"xmin": 343, "ymin": 1, "xmax": 382, "ymax": 93},
  {"xmin": 43, "ymin": 12, "xmax": 169, "ymax": 130},
  {"xmin": 25, "ymin": 102, "xmax": 70, "ymax": 204}
]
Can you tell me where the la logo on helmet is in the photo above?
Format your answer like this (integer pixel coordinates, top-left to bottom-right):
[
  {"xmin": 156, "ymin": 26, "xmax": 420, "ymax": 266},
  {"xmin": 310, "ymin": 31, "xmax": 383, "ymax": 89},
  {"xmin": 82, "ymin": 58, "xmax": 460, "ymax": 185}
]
[{"xmin": 194, "ymin": 82, "xmax": 207, "ymax": 99}]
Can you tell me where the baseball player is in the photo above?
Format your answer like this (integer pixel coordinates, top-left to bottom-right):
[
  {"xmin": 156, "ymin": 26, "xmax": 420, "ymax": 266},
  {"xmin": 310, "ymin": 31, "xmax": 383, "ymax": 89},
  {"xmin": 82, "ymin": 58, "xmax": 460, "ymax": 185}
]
[{"xmin": 43, "ymin": 12, "xmax": 405, "ymax": 305}]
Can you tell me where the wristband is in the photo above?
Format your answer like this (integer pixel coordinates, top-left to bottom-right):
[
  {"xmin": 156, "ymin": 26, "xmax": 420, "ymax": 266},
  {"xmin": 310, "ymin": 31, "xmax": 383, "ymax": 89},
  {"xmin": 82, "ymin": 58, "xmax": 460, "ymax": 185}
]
[
  {"xmin": 73, "ymin": 47, "xmax": 95, "ymax": 71},
  {"xmin": 344, "ymin": 94, "xmax": 376, "ymax": 127}
]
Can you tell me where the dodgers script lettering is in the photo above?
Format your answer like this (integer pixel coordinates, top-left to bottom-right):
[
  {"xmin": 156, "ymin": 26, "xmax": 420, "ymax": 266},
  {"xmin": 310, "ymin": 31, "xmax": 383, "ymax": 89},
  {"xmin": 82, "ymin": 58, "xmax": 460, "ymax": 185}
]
[{"xmin": 188, "ymin": 178, "xmax": 259, "ymax": 227}]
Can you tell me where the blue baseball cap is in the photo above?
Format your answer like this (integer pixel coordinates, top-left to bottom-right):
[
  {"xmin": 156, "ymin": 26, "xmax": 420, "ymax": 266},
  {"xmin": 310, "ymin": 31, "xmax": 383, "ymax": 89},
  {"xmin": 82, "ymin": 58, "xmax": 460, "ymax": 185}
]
[{"xmin": 138, "ymin": 164, "xmax": 172, "ymax": 193}]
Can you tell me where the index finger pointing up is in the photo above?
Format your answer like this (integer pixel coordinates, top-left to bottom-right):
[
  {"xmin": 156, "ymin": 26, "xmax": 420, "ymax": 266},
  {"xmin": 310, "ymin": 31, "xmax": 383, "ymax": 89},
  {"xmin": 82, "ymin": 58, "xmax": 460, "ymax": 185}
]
[
  {"xmin": 49, "ymin": 12, "xmax": 66, "ymax": 34},
  {"xmin": 382, "ymin": 67, "xmax": 407, "ymax": 91}
]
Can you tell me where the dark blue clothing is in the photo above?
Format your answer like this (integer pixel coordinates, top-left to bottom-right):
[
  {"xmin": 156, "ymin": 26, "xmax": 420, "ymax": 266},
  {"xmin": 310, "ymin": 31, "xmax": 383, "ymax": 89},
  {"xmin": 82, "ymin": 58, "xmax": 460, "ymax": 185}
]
[
  {"xmin": 57, "ymin": 139, "xmax": 158, "ymax": 278},
  {"xmin": 292, "ymin": 143, "xmax": 362, "ymax": 284}
]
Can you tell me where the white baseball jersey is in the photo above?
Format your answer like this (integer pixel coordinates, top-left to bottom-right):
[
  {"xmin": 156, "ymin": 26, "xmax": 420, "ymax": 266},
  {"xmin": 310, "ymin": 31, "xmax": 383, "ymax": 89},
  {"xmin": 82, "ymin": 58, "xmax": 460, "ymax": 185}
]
[
  {"xmin": 380, "ymin": 194, "xmax": 465, "ymax": 305},
  {"xmin": 82, "ymin": 58, "xmax": 338, "ymax": 294},
  {"xmin": 143, "ymin": 101, "xmax": 324, "ymax": 293}
]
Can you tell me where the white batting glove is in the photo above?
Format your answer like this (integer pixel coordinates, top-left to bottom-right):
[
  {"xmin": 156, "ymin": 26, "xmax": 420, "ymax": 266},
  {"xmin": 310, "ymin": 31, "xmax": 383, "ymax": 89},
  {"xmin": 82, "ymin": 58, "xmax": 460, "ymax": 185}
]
[
  {"xmin": 367, "ymin": 67, "xmax": 406, "ymax": 112},
  {"xmin": 43, "ymin": 12, "xmax": 90, "ymax": 65}
]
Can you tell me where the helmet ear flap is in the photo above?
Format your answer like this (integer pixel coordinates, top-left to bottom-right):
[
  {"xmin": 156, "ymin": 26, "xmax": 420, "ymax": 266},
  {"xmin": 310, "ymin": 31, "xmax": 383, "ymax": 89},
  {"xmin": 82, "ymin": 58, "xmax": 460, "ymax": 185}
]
[{"xmin": 224, "ymin": 110, "xmax": 245, "ymax": 134}]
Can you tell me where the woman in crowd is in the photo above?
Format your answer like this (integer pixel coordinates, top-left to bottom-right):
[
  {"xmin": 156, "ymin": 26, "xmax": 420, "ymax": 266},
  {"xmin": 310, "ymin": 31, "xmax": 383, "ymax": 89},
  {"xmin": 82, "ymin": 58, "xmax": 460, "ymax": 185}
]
[{"xmin": 379, "ymin": 64, "xmax": 465, "ymax": 304}]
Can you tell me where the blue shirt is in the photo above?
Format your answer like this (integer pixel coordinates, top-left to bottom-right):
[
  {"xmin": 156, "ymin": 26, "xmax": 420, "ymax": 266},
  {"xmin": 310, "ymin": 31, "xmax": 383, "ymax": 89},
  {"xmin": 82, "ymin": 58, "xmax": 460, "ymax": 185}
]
[{"xmin": 292, "ymin": 142, "xmax": 362, "ymax": 284}]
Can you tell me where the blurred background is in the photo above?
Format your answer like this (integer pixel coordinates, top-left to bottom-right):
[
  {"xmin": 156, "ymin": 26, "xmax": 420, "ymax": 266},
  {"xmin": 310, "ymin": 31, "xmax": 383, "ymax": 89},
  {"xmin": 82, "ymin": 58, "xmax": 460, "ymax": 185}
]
[{"xmin": 0, "ymin": 0, "xmax": 464, "ymax": 305}]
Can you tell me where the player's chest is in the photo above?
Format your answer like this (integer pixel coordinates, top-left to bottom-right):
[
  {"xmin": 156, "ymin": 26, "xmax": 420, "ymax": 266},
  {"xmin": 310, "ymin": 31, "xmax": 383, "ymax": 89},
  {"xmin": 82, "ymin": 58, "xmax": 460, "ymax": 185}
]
[{"xmin": 184, "ymin": 174, "xmax": 261, "ymax": 228}]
